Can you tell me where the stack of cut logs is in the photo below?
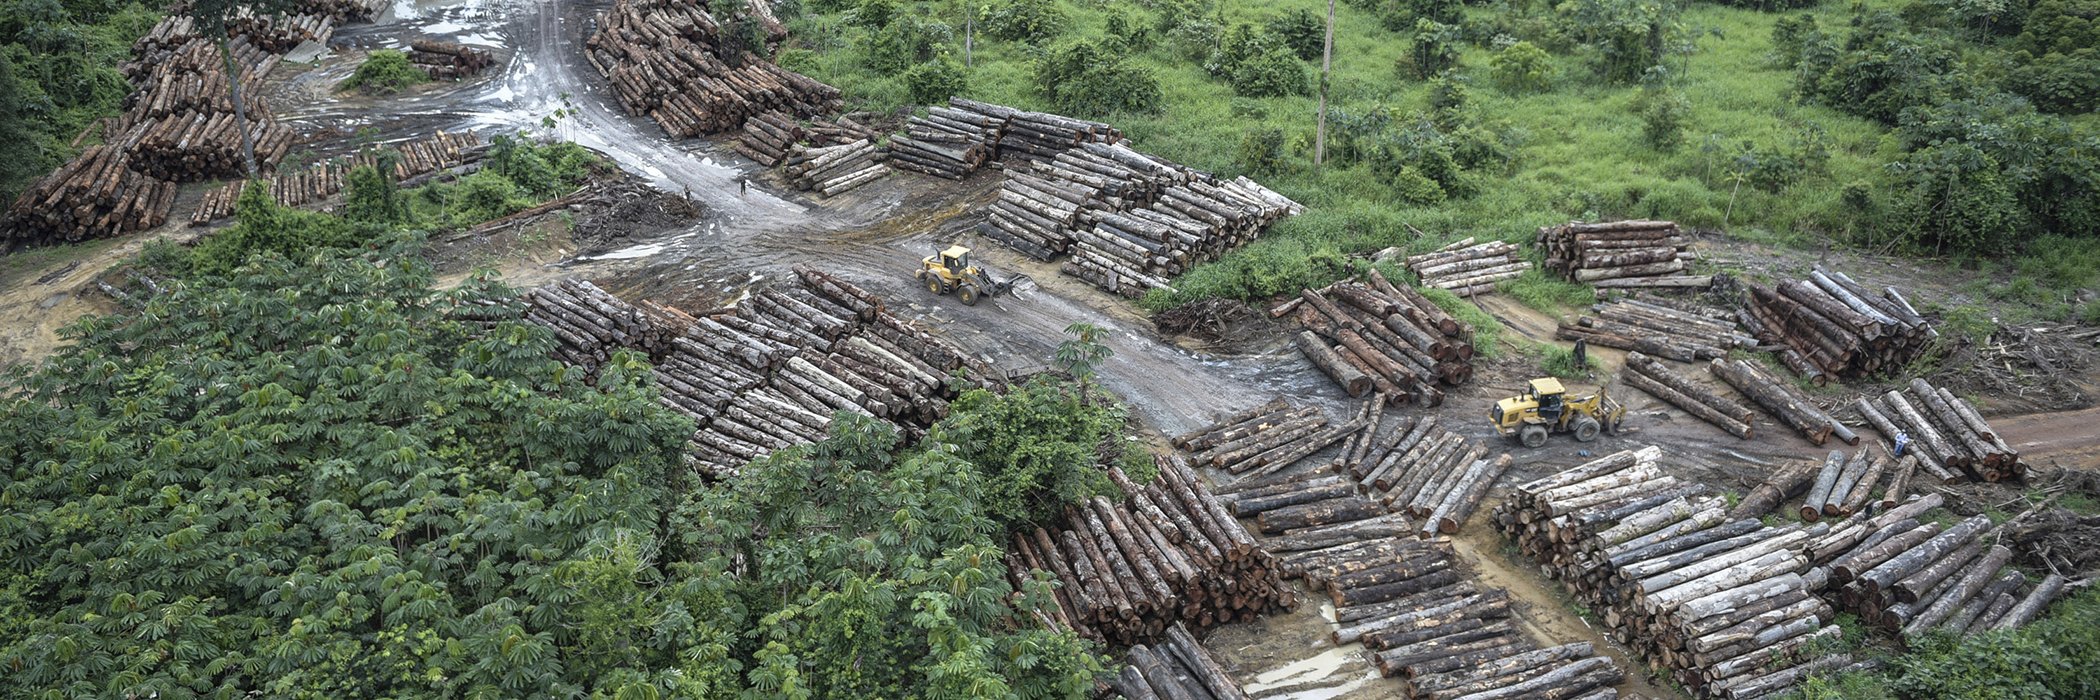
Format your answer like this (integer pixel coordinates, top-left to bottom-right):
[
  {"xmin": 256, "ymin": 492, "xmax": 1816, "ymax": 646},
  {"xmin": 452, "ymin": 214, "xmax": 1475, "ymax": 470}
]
[
  {"xmin": 135, "ymin": 11, "xmax": 335, "ymax": 56},
  {"xmin": 1405, "ymin": 237, "xmax": 1530, "ymax": 297},
  {"xmin": 948, "ymin": 97, "xmax": 1120, "ymax": 160},
  {"xmin": 1108, "ymin": 623, "xmax": 1250, "ymax": 700},
  {"xmin": 1494, "ymin": 446, "xmax": 1855, "ymax": 698},
  {"xmin": 1784, "ymin": 448, "xmax": 1915, "ymax": 522},
  {"xmin": 1739, "ymin": 266, "xmax": 1936, "ymax": 381},
  {"xmin": 191, "ymin": 131, "xmax": 486, "ymax": 224},
  {"xmin": 1271, "ymin": 269, "xmax": 1475, "ymax": 405},
  {"xmin": 299, "ymin": 0, "xmax": 387, "ymax": 21},
  {"xmin": 1178, "ymin": 395, "xmax": 1511, "ymax": 537},
  {"xmin": 886, "ymin": 104, "xmax": 1001, "ymax": 179},
  {"xmin": 1538, "ymin": 220, "xmax": 1706, "ymax": 288},
  {"xmin": 408, "ymin": 39, "xmax": 496, "ymax": 80},
  {"xmin": 738, "ymin": 112, "xmax": 881, "ymax": 166},
  {"xmin": 782, "ymin": 138, "xmax": 889, "ymax": 196},
  {"xmin": 982, "ymin": 140, "xmax": 1188, "ymax": 260},
  {"xmin": 1063, "ymin": 174, "xmax": 1302, "ymax": 297},
  {"xmin": 1854, "ymin": 378, "xmax": 2022, "ymax": 482},
  {"xmin": 1009, "ymin": 455, "xmax": 1294, "ymax": 646},
  {"xmin": 1, "ymin": 145, "xmax": 177, "ymax": 246},
  {"xmin": 1804, "ymin": 493, "xmax": 2066, "ymax": 637},
  {"xmin": 1622, "ymin": 352, "xmax": 1757, "ymax": 440},
  {"xmin": 1708, "ymin": 358, "xmax": 1857, "ymax": 447},
  {"xmin": 585, "ymin": 0, "xmax": 842, "ymax": 138},
  {"xmin": 1557, "ymin": 297, "xmax": 1753, "ymax": 363},
  {"xmin": 119, "ymin": 34, "xmax": 296, "ymax": 181},
  {"xmin": 519, "ymin": 268, "xmax": 998, "ymax": 479}
]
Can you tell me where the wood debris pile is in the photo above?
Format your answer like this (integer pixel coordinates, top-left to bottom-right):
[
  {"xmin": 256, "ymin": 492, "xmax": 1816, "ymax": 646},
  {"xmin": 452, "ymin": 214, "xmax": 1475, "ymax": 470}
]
[
  {"xmin": 408, "ymin": 39, "xmax": 496, "ymax": 80},
  {"xmin": 190, "ymin": 131, "xmax": 486, "ymax": 225},
  {"xmin": 1271, "ymin": 269, "xmax": 1475, "ymax": 405},
  {"xmin": 585, "ymin": 0, "xmax": 842, "ymax": 138},
  {"xmin": 1009, "ymin": 456, "xmax": 1294, "ymax": 646},
  {"xmin": 1405, "ymin": 237, "xmax": 1530, "ymax": 297},
  {"xmin": 1558, "ymin": 296, "xmax": 1752, "ymax": 363},
  {"xmin": 1494, "ymin": 446, "xmax": 1853, "ymax": 698},
  {"xmin": 1739, "ymin": 266, "xmax": 1936, "ymax": 382},
  {"xmin": 1854, "ymin": 378, "xmax": 2023, "ymax": 482},
  {"xmin": 518, "ymin": 268, "xmax": 998, "ymax": 479},
  {"xmin": 1538, "ymin": 220, "xmax": 1706, "ymax": 289},
  {"xmin": 1805, "ymin": 493, "xmax": 2066, "ymax": 638}
]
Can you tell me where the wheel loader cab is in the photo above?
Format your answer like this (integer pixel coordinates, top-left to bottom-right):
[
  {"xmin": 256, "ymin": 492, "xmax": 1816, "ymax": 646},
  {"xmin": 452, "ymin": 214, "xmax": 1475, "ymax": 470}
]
[{"xmin": 940, "ymin": 246, "xmax": 971, "ymax": 274}]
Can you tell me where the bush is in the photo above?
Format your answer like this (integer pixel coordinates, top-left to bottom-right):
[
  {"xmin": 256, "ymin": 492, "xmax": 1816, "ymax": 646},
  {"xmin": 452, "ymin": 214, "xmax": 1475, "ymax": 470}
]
[
  {"xmin": 1227, "ymin": 48, "xmax": 1311, "ymax": 97},
  {"xmin": 1409, "ymin": 19, "xmax": 1464, "ymax": 78},
  {"xmin": 339, "ymin": 50, "xmax": 426, "ymax": 94},
  {"xmin": 1236, "ymin": 128, "xmax": 1288, "ymax": 176},
  {"xmin": 867, "ymin": 14, "xmax": 952, "ymax": 71},
  {"xmin": 1561, "ymin": 0, "xmax": 1678, "ymax": 83},
  {"xmin": 850, "ymin": 0, "xmax": 894, "ymax": 28},
  {"xmin": 903, "ymin": 56, "xmax": 966, "ymax": 104},
  {"xmin": 1490, "ymin": 41, "xmax": 1556, "ymax": 93},
  {"xmin": 2008, "ymin": 49, "xmax": 2100, "ymax": 114},
  {"xmin": 1103, "ymin": 8, "xmax": 1153, "ymax": 52},
  {"xmin": 485, "ymin": 135, "xmax": 596, "ymax": 199},
  {"xmin": 1035, "ymin": 41, "xmax": 1163, "ymax": 116},
  {"xmin": 1888, "ymin": 142, "xmax": 2026, "ymax": 253},
  {"xmin": 1635, "ymin": 86, "xmax": 1691, "ymax": 151},
  {"xmin": 342, "ymin": 161, "xmax": 411, "ymax": 227},
  {"xmin": 1266, "ymin": 8, "xmax": 1326, "ymax": 61},
  {"xmin": 930, "ymin": 377, "xmax": 1150, "ymax": 527},
  {"xmin": 189, "ymin": 180, "xmax": 358, "ymax": 277},
  {"xmin": 981, "ymin": 0, "xmax": 1065, "ymax": 43}
]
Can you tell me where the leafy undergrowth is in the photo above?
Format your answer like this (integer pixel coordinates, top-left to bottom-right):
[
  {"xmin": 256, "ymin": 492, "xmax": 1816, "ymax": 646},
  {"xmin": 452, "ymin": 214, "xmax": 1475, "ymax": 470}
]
[
  {"xmin": 339, "ymin": 49, "xmax": 429, "ymax": 94},
  {"xmin": 1788, "ymin": 587, "xmax": 2100, "ymax": 699}
]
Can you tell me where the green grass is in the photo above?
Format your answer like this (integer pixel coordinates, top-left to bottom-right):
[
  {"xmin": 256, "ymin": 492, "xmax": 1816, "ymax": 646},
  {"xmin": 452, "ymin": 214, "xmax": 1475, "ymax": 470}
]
[
  {"xmin": 786, "ymin": 0, "xmax": 1912, "ymax": 307},
  {"xmin": 1535, "ymin": 341, "xmax": 1599, "ymax": 378},
  {"xmin": 1500, "ymin": 268, "xmax": 1596, "ymax": 314},
  {"xmin": 340, "ymin": 50, "xmax": 429, "ymax": 94}
]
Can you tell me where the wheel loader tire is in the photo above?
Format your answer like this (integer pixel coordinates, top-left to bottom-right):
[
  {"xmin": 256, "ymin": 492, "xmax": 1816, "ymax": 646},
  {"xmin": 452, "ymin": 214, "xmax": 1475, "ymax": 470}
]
[
  {"xmin": 1520, "ymin": 424, "xmax": 1548, "ymax": 449},
  {"xmin": 1573, "ymin": 416, "xmax": 1601, "ymax": 442},
  {"xmin": 958, "ymin": 285, "xmax": 980, "ymax": 305},
  {"xmin": 927, "ymin": 276, "xmax": 946, "ymax": 296}
]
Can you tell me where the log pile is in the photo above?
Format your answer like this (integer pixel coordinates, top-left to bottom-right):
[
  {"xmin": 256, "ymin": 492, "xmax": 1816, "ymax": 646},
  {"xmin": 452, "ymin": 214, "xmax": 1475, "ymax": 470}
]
[
  {"xmin": 1009, "ymin": 455, "xmax": 1295, "ymax": 646},
  {"xmin": 584, "ymin": 0, "xmax": 842, "ymax": 138},
  {"xmin": 118, "ymin": 107, "xmax": 296, "ymax": 182},
  {"xmin": 408, "ymin": 39, "xmax": 496, "ymax": 80},
  {"xmin": 299, "ymin": 0, "xmax": 387, "ymax": 22},
  {"xmin": 1108, "ymin": 624, "xmax": 1251, "ymax": 700},
  {"xmin": 1738, "ymin": 267, "xmax": 1936, "ymax": 381},
  {"xmin": 981, "ymin": 140, "xmax": 1189, "ymax": 260},
  {"xmin": 1182, "ymin": 396, "xmax": 1510, "ymax": 537},
  {"xmin": 1557, "ymin": 297, "xmax": 1752, "ymax": 363},
  {"xmin": 1621, "ymin": 352, "xmax": 1757, "ymax": 440},
  {"xmin": 191, "ymin": 131, "xmax": 486, "ymax": 225},
  {"xmin": 134, "ymin": 12, "xmax": 335, "ymax": 57},
  {"xmin": 1791, "ymin": 448, "xmax": 1912, "ymax": 522},
  {"xmin": 1853, "ymin": 378, "xmax": 2023, "ymax": 482},
  {"xmin": 1537, "ymin": 220, "xmax": 1703, "ymax": 288},
  {"xmin": 734, "ymin": 110, "xmax": 802, "ymax": 165},
  {"xmin": 1493, "ymin": 446, "xmax": 1853, "ymax": 698},
  {"xmin": 1, "ymin": 145, "xmax": 177, "ymax": 246},
  {"xmin": 518, "ymin": 268, "xmax": 999, "ymax": 479},
  {"xmin": 781, "ymin": 138, "xmax": 890, "ymax": 196},
  {"xmin": 947, "ymin": 97, "xmax": 1120, "ymax": 160},
  {"xmin": 886, "ymin": 105, "xmax": 1000, "ymax": 179},
  {"xmin": 1270, "ymin": 269, "xmax": 1475, "ymax": 404},
  {"xmin": 1803, "ymin": 494, "xmax": 2066, "ymax": 638},
  {"xmin": 1063, "ymin": 174, "xmax": 1301, "ymax": 297},
  {"xmin": 1405, "ymin": 237, "xmax": 1530, "ymax": 297},
  {"xmin": 1708, "ymin": 359, "xmax": 1855, "ymax": 447}
]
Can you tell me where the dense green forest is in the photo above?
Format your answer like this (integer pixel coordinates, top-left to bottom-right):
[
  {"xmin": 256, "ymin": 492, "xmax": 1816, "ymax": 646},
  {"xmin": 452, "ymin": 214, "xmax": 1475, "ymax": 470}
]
[
  {"xmin": 783, "ymin": 0, "xmax": 2099, "ymax": 321},
  {"xmin": 0, "ymin": 176, "xmax": 1133, "ymax": 695},
  {"xmin": 0, "ymin": 0, "xmax": 160, "ymax": 200}
]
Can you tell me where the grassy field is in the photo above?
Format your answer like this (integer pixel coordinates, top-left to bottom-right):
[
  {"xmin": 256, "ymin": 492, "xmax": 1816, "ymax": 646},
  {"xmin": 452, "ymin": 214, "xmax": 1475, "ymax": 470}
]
[{"xmin": 786, "ymin": 0, "xmax": 1930, "ymax": 314}]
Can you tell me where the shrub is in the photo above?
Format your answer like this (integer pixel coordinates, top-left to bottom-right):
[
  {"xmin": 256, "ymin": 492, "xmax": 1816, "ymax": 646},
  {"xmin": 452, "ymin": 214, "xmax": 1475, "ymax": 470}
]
[
  {"xmin": 1236, "ymin": 128, "xmax": 1288, "ymax": 176},
  {"xmin": 903, "ymin": 56, "xmax": 966, "ymax": 104},
  {"xmin": 486, "ymin": 135, "xmax": 596, "ymax": 199},
  {"xmin": 1770, "ymin": 13, "xmax": 1822, "ymax": 69},
  {"xmin": 1035, "ymin": 40, "xmax": 1163, "ymax": 116},
  {"xmin": 1635, "ymin": 86, "xmax": 1691, "ymax": 151},
  {"xmin": 867, "ymin": 14, "xmax": 952, "ymax": 71},
  {"xmin": 982, "ymin": 0, "xmax": 1065, "ymax": 43},
  {"xmin": 1887, "ymin": 142, "xmax": 2026, "ymax": 253},
  {"xmin": 2008, "ymin": 49, "xmax": 2100, "ymax": 114},
  {"xmin": 342, "ymin": 161, "xmax": 411, "ymax": 227},
  {"xmin": 190, "ymin": 181, "xmax": 358, "ymax": 277},
  {"xmin": 1489, "ymin": 40, "xmax": 1556, "ymax": 93},
  {"xmin": 1410, "ymin": 0, "xmax": 1466, "ymax": 24},
  {"xmin": 1266, "ymin": 8, "xmax": 1326, "ymax": 60},
  {"xmin": 1103, "ymin": 8, "xmax": 1153, "ymax": 52},
  {"xmin": 1561, "ymin": 0, "xmax": 1678, "ymax": 83},
  {"xmin": 930, "ymin": 376, "xmax": 1150, "ymax": 527},
  {"xmin": 339, "ymin": 50, "xmax": 426, "ymax": 94},
  {"xmin": 850, "ymin": 0, "xmax": 894, "ymax": 28},
  {"xmin": 1228, "ymin": 48, "xmax": 1311, "ymax": 97},
  {"xmin": 1409, "ymin": 19, "xmax": 1464, "ymax": 78}
]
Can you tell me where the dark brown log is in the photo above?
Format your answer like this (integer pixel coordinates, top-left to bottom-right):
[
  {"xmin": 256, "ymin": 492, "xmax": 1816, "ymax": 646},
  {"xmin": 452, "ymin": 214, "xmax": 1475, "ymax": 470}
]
[{"xmin": 1730, "ymin": 461, "xmax": 1818, "ymax": 521}]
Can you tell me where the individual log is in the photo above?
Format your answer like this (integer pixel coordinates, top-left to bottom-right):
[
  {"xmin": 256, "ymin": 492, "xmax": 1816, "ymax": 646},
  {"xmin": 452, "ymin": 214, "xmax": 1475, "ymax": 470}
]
[
  {"xmin": 1729, "ymin": 460, "xmax": 1818, "ymax": 521},
  {"xmin": 1990, "ymin": 574, "xmax": 2067, "ymax": 632}
]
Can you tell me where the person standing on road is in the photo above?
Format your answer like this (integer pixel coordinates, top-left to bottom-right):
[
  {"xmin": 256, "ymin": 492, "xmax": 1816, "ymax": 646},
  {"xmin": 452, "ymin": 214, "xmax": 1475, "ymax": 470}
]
[{"xmin": 739, "ymin": 177, "xmax": 748, "ymax": 196}]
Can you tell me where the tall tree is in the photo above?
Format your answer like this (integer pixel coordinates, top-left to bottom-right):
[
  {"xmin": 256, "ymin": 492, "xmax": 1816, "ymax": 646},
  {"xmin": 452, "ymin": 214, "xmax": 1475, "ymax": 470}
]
[
  {"xmin": 187, "ymin": 0, "xmax": 295, "ymax": 177},
  {"xmin": 1315, "ymin": 0, "xmax": 1334, "ymax": 166}
]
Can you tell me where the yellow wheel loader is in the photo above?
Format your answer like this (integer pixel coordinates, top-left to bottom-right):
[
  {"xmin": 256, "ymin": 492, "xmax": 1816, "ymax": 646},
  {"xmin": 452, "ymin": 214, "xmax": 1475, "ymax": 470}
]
[
  {"xmin": 916, "ymin": 245, "xmax": 1029, "ymax": 305},
  {"xmin": 1491, "ymin": 377, "xmax": 1626, "ymax": 448}
]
